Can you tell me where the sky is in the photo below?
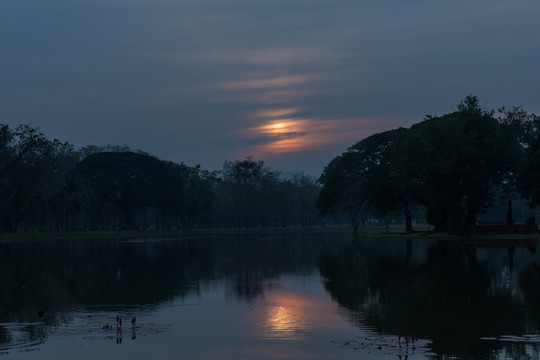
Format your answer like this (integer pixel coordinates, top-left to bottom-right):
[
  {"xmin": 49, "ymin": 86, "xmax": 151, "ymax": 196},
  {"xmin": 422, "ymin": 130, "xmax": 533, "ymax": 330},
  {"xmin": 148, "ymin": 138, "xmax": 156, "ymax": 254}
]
[{"xmin": 2, "ymin": 0, "xmax": 539, "ymax": 176}]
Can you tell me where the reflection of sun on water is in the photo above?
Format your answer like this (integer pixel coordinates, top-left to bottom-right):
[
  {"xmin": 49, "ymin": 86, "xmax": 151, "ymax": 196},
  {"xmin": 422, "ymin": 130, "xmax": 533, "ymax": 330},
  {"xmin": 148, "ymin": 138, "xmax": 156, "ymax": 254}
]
[
  {"xmin": 262, "ymin": 291, "xmax": 333, "ymax": 340},
  {"xmin": 247, "ymin": 282, "xmax": 356, "ymax": 344},
  {"xmin": 267, "ymin": 304, "xmax": 306, "ymax": 335}
]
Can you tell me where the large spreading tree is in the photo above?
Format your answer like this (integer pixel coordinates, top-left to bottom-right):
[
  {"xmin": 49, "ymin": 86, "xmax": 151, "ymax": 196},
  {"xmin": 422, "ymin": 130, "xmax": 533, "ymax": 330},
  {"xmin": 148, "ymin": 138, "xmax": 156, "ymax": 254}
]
[
  {"xmin": 317, "ymin": 128, "xmax": 412, "ymax": 235},
  {"xmin": 318, "ymin": 95, "xmax": 530, "ymax": 235},
  {"xmin": 392, "ymin": 95, "xmax": 520, "ymax": 234}
]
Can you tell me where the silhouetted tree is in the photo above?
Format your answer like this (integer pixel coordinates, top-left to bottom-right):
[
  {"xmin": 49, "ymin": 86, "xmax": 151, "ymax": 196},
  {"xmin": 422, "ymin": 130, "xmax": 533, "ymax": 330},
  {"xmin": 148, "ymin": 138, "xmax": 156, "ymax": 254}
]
[
  {"xmin": 317, "ymin": 128, "xmax": 411, "ymax": 235},
  {"xmin": 317, "ymin": 154, "xmax": 367, "ymax": 236},
  {"xmin": 218, "ymin": 158, "xmax": 281, "ymax": 227},
  {"xmin": 0, "ymin": 124, "xmax": 62, "ymax": 232},
  {"xmin": 52, "ymin": 174, "xmax": 90, "ymax": 230},
  {"xmin": 392, "ymin": 95, "xmax": 517, "ymax": 234},
  {"xmin": 512, "ymin": 109, "xmax": 540, "ymax": 206}
]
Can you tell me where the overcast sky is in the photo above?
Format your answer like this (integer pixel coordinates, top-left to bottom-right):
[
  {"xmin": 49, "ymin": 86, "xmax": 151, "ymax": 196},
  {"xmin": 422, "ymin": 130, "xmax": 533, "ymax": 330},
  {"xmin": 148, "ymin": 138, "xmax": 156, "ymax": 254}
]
[{"xmin": 2, "ymin": 0, "xmax": 539, "ymax": 176}]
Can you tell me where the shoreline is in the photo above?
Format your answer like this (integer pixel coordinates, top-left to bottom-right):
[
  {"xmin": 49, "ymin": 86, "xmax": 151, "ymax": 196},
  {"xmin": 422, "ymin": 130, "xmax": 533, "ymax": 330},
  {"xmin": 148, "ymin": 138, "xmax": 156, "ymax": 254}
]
[{"xmin": 1, "ymin": 223, "xmax": 538, "ymax": 242}]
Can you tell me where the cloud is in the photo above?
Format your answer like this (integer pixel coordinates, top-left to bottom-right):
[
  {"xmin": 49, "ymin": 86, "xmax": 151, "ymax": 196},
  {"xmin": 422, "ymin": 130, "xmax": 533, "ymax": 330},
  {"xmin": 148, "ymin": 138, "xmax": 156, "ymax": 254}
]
[
  {"xmin": 2, "ymin": 0, "xmax": 539, "ymax": 176},
  {"xmin": 178, "ymin": 46, "xmax": 341, "ymax": 66},
  {"xmin": 220, "ymin": 74, "xmax": 314, "ymax": 90},
  {"xmin": 237, "ymin": 105, "xmax": 404, "ymax": 159}
]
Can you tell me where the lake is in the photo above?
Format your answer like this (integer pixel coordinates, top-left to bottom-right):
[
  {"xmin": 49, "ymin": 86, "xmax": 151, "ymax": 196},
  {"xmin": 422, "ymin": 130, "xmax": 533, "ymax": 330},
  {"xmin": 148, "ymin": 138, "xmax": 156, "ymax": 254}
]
[{"xmin": 1, "ymin": 232, "xmax": 540, "ymax": 359}]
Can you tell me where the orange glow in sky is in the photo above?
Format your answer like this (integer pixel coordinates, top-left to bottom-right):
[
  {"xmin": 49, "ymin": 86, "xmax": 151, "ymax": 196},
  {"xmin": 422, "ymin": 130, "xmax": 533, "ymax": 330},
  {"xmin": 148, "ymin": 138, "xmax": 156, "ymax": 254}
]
[
  {"xmin": 240, "ymin": 107, "xmax": 372, "ymax": 158},
  {"xmin": 256, "ymin": 119, "xmax": 305, "ymax": 136},
  {"xmin": 221, "ymin": 75, "xmax": 312, "ymax": 90}
]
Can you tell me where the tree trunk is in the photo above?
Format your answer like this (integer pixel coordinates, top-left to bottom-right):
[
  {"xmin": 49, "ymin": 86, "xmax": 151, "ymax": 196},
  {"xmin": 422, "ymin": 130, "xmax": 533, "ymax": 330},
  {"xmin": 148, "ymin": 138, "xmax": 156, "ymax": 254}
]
[
  {"xmin": 349, "ymin": 206, "xmax": 361, "ymax": 237},
  {"xmin": 506, "ymin": 199, "xmax": 514, "ymax": 224},
  {"xmin": 404, "ymin": 205, "xmax": 413, "ymax": 233}
]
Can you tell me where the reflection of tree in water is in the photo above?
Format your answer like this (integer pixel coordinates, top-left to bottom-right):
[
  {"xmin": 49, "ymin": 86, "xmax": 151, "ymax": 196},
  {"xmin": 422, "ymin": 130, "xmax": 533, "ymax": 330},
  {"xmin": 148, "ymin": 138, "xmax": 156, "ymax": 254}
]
[
  {"xmin": 0, "ymin": 233, "xmax": 326, "ymax": 349},
  {"xmin": 317, "ymin": 239, "xmax": 369, "ymax": 311},
  {"xmin": 520, "ymin": 263, "xmax": 540, "ymax": 329},
  {"xmin": 318, "ymin": 238, "xmax": 540, "ymax": 360},
  {"xmin": 0, "ymin": 238, "xmax": 216, "ymax": 349},
  {"xmin": 222, "ymin": 235, "xmax": 325, "ymax": 301}
]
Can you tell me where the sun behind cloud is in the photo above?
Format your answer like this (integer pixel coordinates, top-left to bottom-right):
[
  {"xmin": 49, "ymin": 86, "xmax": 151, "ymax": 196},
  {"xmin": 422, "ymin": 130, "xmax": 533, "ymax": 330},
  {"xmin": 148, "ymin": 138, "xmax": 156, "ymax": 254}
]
[
  {"xmin": 240, "ymin": 107, "xmax": 360, "ymax": 157},
  {"xmin": 213, "ymin": 72, "xmax": 398, "ymax": 161},
  {"xmin": 254, "ymin": 119, "xmax": 307, "ymax": 140},
  {"xmin": 237, "ymin": 105, "xmax": 403, "ymax": 162},
  {"xmin": 243, "ymin": 108, "xmax": 309, "ymax": 153}
]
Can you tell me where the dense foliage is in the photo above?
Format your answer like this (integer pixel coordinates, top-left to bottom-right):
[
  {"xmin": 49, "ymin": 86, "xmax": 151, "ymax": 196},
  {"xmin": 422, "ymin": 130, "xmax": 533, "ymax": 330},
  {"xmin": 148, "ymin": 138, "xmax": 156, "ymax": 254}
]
[
  {"xmin": 318, "ymin": 96, "xmax": 540, "ymax": 235},
  {"xmin": 0, "ymin": 127, "xmax": 322, "ymax": 232},
  {"xmin": 316, "ymin": 128, "xmax": 411, "ymax": 236}
]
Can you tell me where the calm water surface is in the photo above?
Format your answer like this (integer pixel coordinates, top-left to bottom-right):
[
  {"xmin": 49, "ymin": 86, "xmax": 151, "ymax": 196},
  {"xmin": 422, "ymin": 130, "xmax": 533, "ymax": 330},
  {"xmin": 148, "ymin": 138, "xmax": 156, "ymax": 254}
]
[{"xmin": 1, "ymin": 233, "xmax": 540, "ymax": 359}]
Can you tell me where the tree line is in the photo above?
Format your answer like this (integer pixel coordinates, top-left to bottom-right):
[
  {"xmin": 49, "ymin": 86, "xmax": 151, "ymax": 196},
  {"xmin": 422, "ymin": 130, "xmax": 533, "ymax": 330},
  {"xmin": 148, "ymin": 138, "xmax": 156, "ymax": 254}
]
[
  {"xmin": 0, "ymin": 125, "xmax": 322, "ymax": 232},
  {"xmin": 2, "ymin": 95, "xmax": 539, "ymax": 234},
  {"xmin": 317, "ymin": 95, "xmax": 540, "ymax": 235}
]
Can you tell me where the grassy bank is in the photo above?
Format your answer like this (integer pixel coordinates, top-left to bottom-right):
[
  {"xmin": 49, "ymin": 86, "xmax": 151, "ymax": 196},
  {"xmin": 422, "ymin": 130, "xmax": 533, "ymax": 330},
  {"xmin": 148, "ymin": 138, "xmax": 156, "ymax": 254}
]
[
  {"xmin": 0, "ymin": 226, "xmax": 349, "ymax": 242},
  {"xmin": 3, "ymin": 223, "xmax": 532, "ymax": 242},
  {"xmin": 0, "ymin": 225, "xmax": 415, "ymax": 242}
]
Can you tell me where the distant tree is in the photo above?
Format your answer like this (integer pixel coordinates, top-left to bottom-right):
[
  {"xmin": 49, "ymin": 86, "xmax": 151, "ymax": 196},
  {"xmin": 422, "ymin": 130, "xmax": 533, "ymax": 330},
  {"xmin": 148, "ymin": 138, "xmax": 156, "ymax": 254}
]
[
  {"xmin": 72, "ymin": 152, "xmax": 153, "ymax": 229},
  {"xmin": 289, "ymin": 173, "xmax": 321, "ymax": 227},
  {"xmin": 52, "ymin": 141, "xmax": 83, "ymax": 176},
  {"xmin": 79, "ymin": 144, "xmax": 133, "ymax": 159},
  {"xmin": 218, "ymin": 157, "xmax": 281, "ymax": 228},
  {"xmin": 0, "ymin": 124, "xmax": 62, "ymax": 232},
  {"xmin": 0, "ymin": 124, "xmax": 15, "ymax": 231},
  {"xmin": 2, "ymin": 124, "xmax": 326, "ymax": 232},
  {"xmin": 222, "ymin": 157, "xmax": 280, "ymax": 186},
  {"xmin": 71, "ymin": 151, "xmax": 216, "ymax": 230},
  {"xmin": 73, "ymin": 152, "xmax": 192, "ymax": 229},
  {"xmin": 53, "ymin": 174, "xmax": 90, "ymax": 230},
  {"xmin": 186, "ymin": 166, "xmax": 219, "ymax": 228}
]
